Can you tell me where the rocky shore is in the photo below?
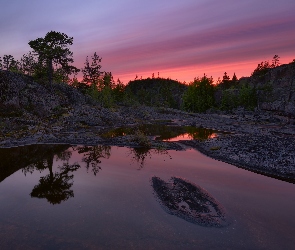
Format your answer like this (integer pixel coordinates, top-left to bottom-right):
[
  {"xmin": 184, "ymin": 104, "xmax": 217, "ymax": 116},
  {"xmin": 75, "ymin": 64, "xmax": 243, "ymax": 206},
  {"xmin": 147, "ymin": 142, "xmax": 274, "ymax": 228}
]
[{"xmin": 1, "ymin": 103, "xmax": 294, "ymax": 183}]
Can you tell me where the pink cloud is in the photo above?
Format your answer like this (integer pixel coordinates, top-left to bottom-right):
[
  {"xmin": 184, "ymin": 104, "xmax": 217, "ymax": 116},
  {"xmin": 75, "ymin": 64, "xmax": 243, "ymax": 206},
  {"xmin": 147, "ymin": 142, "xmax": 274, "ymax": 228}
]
[
  {"xmin": 74, "ymin": 13, "xmax": 294, "ymax": 83},
  {"xmin": 2, "ymin": 0, "xmax": 294, "ymax": 84}
]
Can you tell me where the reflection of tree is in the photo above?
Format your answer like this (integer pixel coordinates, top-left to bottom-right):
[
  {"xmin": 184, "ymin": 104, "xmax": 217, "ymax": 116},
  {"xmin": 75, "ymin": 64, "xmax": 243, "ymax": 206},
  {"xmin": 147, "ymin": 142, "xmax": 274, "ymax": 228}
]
[
  {"xmin": 30, "ymin": 159, "xmax": 80, "ymax": 205},
  {"xmin": 77, "ymin": 145, "xmax": 111, "ymax": 175},
  {"xmin": 1, "ymin": 144, "xmax": 114, "ymax": 205},
  {"xmin": 129, "ymin": 147, "xmax": 171, "ymax": 169},
  {"xmin": 17, "ymin": 145, "xmax": 80, "ymax": 205},
  {"xmin": 25, "ymin": 145, "xmax": 112, "ymax": 204},
  {"xmin": 139, "ymin": 125, "xmax": 217, "ymax": 141},
  {"xmin": 101, "ymin": 127, "xmax": 132, "ymax": 138},
  {"xmin": 129, "ymin": 147, "xmax": 151, "ymax": 169},
  {"xmin": 100, "ymin": 125, "xmax": 218, "ymax": 142},
  {"xmin": 55, "ymin": 149, "xmax": 72, "ymax": 162},
  {"xmin": 148, "ymin": 125, "xmax": 183, "ymax": 141},
  {"xmin": 21, "ymin": 145, "xmax": 72, "ymax": 176},
  {"xmin": 0, "ymin": 145, "xmax": 70, "ymax": 182},
  {"xmin": 23, "ymin": 159, "xmax": 48, "ymax": 175},
  {"xmin": 186, "ymin": 127, "xmax": 217, "ymax": 140}
]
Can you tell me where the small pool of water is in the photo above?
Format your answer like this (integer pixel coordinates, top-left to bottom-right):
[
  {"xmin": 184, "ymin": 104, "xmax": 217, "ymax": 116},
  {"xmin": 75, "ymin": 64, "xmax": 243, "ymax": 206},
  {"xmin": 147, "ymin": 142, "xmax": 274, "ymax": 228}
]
[
  {"xmin": 0, "ymin": 144, "xmax": 294, "ymax": 249},
  {"xmin": 100, "ymin": 124, "xmax": 220, "ymax": 141}
]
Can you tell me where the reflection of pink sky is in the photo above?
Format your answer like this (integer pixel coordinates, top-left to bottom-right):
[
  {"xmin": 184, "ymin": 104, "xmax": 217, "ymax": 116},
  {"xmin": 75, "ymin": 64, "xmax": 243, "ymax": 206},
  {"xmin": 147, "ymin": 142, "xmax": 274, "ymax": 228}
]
[
  {"xmin": 2, "ymin": 145, "xmax": 295, "ymax": 249},
  {"xmin": 163, "ymin": 133, "xmax": 218, "ymax": 141}
]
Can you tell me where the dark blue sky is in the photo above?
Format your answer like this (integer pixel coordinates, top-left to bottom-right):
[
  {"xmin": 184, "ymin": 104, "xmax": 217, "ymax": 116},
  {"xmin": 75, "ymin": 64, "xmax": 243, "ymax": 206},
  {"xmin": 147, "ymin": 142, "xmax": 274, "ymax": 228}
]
[{"xmin": 1, "ymin": 0, "xmax": 294, "ymax": 83}]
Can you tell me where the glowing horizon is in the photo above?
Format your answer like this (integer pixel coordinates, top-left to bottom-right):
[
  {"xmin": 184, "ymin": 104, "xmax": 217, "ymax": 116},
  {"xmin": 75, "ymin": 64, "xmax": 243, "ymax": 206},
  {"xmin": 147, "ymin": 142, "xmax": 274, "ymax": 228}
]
[{"xmin": 78, "ymin": 55, "xmax": 294, "ymax": 84}]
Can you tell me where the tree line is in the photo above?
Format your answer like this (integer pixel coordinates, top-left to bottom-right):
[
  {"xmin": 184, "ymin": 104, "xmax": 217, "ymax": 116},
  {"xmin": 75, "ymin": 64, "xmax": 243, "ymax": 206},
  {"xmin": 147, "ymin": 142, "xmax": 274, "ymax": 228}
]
[
  {"xmin": 0, "ymin": 31, "xmax": 126, "ymax": 107},
  {"xmin": 0, "ymin": 30, "xmax": 289, "ymax": 112}
]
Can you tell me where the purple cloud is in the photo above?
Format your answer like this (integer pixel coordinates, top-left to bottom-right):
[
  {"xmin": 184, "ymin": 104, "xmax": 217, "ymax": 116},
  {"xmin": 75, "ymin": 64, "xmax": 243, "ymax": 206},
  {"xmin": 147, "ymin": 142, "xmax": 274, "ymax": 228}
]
[{"xmin": 1, "ymin": 0, "xmax": 294, "ymax": 83}]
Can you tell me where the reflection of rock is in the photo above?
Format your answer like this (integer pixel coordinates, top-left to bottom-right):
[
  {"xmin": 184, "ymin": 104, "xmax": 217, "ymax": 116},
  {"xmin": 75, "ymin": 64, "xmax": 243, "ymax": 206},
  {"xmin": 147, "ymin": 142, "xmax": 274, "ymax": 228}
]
[
  {"xmin": 151, "ymin": 177, "xmax": 228, "ymax": 227},
  {"xmin": 0, "ymin": 144, "xmax": 70, "ymax": 183}
]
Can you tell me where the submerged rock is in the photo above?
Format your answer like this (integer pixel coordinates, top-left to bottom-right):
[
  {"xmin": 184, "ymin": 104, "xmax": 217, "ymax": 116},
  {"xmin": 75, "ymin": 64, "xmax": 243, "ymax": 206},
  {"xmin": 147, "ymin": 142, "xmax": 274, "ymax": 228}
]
[{"xmin": 151, "ymin": 176, "xmax": 228, "ymax": 227}]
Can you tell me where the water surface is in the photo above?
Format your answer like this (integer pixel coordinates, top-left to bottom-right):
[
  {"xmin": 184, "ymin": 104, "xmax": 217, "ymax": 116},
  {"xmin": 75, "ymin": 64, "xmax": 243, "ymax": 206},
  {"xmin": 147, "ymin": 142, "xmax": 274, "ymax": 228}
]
[
  {"xmin": 0, "ymin": 144, "xmax": 294, "ymax": 249},
  {"xmin": 100, "ymin": 125, "xmax": 219, "ymax": 141}
]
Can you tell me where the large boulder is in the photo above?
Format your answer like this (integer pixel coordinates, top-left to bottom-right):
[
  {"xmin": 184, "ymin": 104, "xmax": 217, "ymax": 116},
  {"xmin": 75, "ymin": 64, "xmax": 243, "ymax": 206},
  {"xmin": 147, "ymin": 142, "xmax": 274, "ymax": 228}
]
[
  {"xmin": 249, "ymin": 62, "xmax": 295, "ymax": 116},
  {"xmin": 0, "ymin": 70, "xmax": 88, "ymax": 117}
]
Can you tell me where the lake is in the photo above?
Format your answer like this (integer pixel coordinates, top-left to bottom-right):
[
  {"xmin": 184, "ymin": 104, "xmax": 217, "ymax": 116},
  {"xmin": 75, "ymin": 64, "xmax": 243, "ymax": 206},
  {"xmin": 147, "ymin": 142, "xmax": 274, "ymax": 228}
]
[{"xmin": 0, "ymin": 144, "xmax": 294, "ymax": 249}]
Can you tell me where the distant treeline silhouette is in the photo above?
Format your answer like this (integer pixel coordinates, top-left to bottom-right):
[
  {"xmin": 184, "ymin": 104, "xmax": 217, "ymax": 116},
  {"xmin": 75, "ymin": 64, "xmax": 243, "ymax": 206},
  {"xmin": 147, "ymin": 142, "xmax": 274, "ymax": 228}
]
[{"xmin": 1, "ymin": 30, "xmax": 293, "ymax": 112}]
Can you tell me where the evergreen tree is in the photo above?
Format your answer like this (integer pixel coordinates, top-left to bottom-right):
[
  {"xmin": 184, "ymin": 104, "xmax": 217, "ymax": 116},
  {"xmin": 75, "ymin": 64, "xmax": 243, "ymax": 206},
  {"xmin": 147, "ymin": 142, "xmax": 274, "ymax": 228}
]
[
  {"xmin": 231, "ymin": 73, "xmax": 238, "ymax": 87},
  {"xmin": 20, "ymin": 51, "xmax": 37, "ymax": 76},
  {"xmin": 223, "ymin": 72, "xmax": 230, "ymax": 81},
  {"xmin": 2, "ymin": 55, "xmax": 19, "ymax": 71},
  {"xmin": 271, "ymin": 54, "xmax": 280, "ymax": 68},
  {"xmin": 102, "ymin": 72, "xmax": 115, "ymax": 89},
  {"xmin": 29, "ymin": 31, "xmax": 78, "ymax": 85},
  {"xmin": 113, "ymin": 78, "xmax": 125, "ymax": 102},
  {"xmin": 182, "ymin": 75, "xmax": 215, "ymax": 112},
  {"xmin": 232, "ymin": 73, "xmax": 238, "ymax": 82},
  {"xmin": 217, "ymin": 72, "xmax": 233, "ymax": 89},
  {"xmin": 82, "ymin": 52, "xmax": 102, "ymax": 86},
  {"xmin": 251, "ymin": 61, "xmax": 271, "ymax": 77}
]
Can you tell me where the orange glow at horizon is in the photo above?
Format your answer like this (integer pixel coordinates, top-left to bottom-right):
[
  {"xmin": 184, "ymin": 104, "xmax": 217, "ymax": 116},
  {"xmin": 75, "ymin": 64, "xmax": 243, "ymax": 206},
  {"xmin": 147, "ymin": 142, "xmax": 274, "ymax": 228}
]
[
  {"xmin": 74, "ymin": 54, "xmax": 294, "ymax": 85},
  {"xmin": 106, "ymin": 55, "xmax": 295, "ymax": 84}
]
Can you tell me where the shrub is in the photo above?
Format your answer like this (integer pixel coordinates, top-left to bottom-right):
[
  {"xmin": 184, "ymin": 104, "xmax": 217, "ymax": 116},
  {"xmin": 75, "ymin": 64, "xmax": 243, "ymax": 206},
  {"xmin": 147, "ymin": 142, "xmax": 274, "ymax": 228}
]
[
  {"xmin": 182, "ymin": 75, "xmax": 215, "ymax": 112},
  {"xmin": 125, "ymin": 77, "xmax": 186, "ymax": 109},
  {"xmin": 131, "ymin": 130, "xmax": 151, "ymax": 148},
  {"xmin": 220, "ymin": 89, "xmax": 239, "ymax": 110},
  {"xmin": 238, "ymin": 85, "xmax": 257, "ymax": 109},
  {"xmin": 220, "ymin": 85, "xmax": 257, "ymax": 110}
]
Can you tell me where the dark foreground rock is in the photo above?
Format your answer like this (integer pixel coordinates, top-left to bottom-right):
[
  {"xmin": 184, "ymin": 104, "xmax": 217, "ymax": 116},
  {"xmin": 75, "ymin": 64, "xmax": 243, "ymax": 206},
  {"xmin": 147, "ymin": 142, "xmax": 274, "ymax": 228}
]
[
  {"xmin": 182, "ymin": 133, "xmax": 295, "ymax": 183},
  {"xmin": 151, "ymin": 176, "xmax": 228, "ymax": 227}
]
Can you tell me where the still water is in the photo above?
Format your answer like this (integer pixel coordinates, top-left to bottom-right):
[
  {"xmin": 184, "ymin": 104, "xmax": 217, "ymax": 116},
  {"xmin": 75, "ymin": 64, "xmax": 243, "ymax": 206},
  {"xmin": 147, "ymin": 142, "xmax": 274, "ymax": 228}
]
[
  {"xmin": 0, "ymin": 144, "xmax": 295, "ymax": 250},
  {"xmin": 99, "ymin": 124, "xmax": 220, "ymax": 141}
]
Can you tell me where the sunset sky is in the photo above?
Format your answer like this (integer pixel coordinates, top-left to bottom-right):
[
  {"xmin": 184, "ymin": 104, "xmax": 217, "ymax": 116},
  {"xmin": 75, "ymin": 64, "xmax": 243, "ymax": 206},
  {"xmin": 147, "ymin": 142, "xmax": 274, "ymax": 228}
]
[{"xmin": 1, "ymin": 0, "xmax": 294, "ymax": 83}]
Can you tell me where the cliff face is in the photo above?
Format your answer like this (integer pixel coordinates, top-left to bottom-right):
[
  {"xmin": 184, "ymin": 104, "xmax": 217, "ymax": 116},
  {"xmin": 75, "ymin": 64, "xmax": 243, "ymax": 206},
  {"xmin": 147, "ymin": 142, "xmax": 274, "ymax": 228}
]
[
  {"xmin": 0, "ymin": 70, "xmax": 125, "ymax": 136},
  {"xmin": 0, "ymin": 70, "xmax": 89, "ymax": 118},
  {"xmin": 244, "ymin": 62, "xmax": 295, "ymax": 116}
]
